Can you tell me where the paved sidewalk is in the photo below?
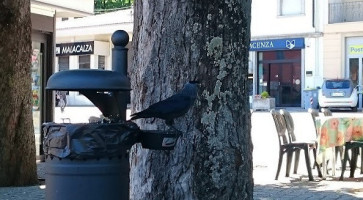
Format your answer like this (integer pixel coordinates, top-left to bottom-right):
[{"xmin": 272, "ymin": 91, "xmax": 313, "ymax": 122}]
[
  {"xmin": 252, "ymin": 110, "xmax": 363, "ymax": 200},
  {"xmin": 254, "ymin": 165, "xmax": 363, "ymax": 200},
  {"xmin": 1, "ymin": 161, "xmax": 363, "ymax": 199},
  {"xmin": 0, "ymin": 161, "xmax": 45, "ymax": 200}
]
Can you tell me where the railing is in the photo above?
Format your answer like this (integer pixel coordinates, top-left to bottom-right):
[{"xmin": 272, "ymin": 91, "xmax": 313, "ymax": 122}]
[{"xmin": 329, "ymin": 1, "xmax": 363, "ymax": 23}]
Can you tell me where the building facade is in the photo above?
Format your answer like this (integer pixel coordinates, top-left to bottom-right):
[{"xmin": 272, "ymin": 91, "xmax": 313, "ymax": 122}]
[
  {"xmin": 54, "ymin": 1, "xmax": 363, "ymax": 111},
  {"xmin": 250, "ymin": 0, "xmax": 324, "ymax": 108},
  {"xmin": 55, "ymin": 8, "xmax": 133, "ymax": 106},
  {"xmin": 30, "ymin": 0, "xmax": 94, "ymax": 155},
  {"xmin": 323, "ymin": 0, "xmax": 363, "ymax": 108}
]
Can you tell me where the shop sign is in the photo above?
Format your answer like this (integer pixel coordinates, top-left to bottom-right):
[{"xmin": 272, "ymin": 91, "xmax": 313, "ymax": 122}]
[
  {"xmin": 250, "ymin": 38, "xmax": 305, "ymax": 51},
  {"xmin": 56, "ymin": 41, "xmax": 94, "ymax": 56},
  {"xmin": 349, "ymin": 45, "xmax": 363, "ymax": 55}
]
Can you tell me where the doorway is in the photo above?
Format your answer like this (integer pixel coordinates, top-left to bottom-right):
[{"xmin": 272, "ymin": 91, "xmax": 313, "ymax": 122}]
[
  {"xmin": 257, "ymin": 50, "xmax": 302, "ymax": 107},
  {"xmin": 31, "ymin": 41, "xmax": 44, "ymax": 135},
  {"xmin": 348, "ymin": 57, "xmax": 363, "ymax": 109},
  {"xmin": 32, "ymin": 31, "xmax": 54, "ymax": 158},
  {"xmin": 269, "ymin": 62, "xmax": 301, "ymax": 107}
]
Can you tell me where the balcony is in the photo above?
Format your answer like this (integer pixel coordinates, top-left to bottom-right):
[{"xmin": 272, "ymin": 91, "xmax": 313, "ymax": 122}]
[{"xmin": 329, "ymin": 1, "xmax": 363, "ymax": 23}]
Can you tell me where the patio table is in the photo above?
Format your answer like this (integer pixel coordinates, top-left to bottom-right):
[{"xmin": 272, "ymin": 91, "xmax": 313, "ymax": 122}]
[{"xmin": 315, "ymin": 117, "xmax": 363, "ymax": 178}]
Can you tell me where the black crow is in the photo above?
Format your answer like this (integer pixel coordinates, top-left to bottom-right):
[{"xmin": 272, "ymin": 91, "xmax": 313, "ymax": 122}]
[{"xmin": 130, "ymin": 81, "xmax": 199, "ymax": 126}]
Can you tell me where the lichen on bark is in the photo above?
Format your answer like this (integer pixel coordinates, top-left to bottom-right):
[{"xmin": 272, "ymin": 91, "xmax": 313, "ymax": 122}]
[{"xmin": 130, "ymin": 1, "xmax": 253, "ymax": 199}]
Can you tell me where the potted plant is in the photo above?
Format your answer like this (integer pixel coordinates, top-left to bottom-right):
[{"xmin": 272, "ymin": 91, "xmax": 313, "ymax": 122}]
[
  {"xmin": 252, "ymin": 91, "xmax": 275, "ymax": 111},
  {"xmin": 260, "ymin": 91, "xmax": 269, "ymax": 99}
]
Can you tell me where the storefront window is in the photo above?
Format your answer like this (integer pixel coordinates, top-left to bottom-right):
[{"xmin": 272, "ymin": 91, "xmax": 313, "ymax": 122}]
[
  {"xmin": 59, "ymin": 56, "xmax": 69, "ymax": 71},
  {"xmin": 98, "ymin": 55, "xmax": 105, "ymax": 70},
  {"xmin": 79, "ymin": 55, "xmax": 90, "ymax": 69},
  {"xmin": 31, "ymin": 42, "xmax": 42, "ymax": 134},
  {"xmin": 279, "ymin": 0, "xmax": 304, "ymax": 16},
  {"xmin": 257, "ymin": 52, "xmax": 267, "ymax": 93},
  {"xmin": 349, "ymin": 58, "xmax": 359, "ymax": 87}
]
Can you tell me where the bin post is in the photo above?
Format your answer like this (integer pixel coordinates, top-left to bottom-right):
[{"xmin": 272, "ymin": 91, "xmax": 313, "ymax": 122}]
[
  {"xmin": 111, "ymin": 30, "xmax": 130, "ymax": 121},
  {"xmin": 111, "ymin": 30, "xmax": 129, "ymax": 76}
]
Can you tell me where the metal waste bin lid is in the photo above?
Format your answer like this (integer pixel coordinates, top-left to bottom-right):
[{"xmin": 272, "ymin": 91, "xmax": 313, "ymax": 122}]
[{"xmin": 46, "ymin": 69, "xmax": 131, "ymax": 91}]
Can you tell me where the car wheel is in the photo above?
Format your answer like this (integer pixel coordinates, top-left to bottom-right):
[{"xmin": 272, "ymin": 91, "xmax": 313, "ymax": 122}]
[{"xmin": 352, "ymin": 106, "xmax": 358, "ymax": 112}]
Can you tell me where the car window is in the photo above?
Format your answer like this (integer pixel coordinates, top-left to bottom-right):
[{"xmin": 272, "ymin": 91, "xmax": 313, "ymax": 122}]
[{"xmin": 325, "ymin": 80, "xmax": 350, "ymax": 89}]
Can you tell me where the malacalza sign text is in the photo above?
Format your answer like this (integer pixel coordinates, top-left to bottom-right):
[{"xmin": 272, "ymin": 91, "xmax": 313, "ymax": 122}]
[{"xmin": 56, "ymin": 41, "xmax": 94, "ymax": 56}]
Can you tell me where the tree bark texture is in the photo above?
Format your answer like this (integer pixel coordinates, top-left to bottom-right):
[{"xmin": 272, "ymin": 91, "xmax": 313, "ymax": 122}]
[
  {"xmin": 130, "ymin": 0, "xmax": 252, "ymax": 199},
  {"xmin": 0, "ymin": 0, "xmax": 38, "ymax": 186}
]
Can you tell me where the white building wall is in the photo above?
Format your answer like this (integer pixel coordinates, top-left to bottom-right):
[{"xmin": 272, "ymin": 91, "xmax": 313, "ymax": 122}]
[
  {"xmin": 90, "ymin": 55, "xmax": 96, "ymax": 69},
  {"xmin": 304, "ymin": 38, "xmax": 316, "ymax": 89},
  {"xmin": 250, "ymin": 0, "xmax": 325, "ymax": 94},
  {"xmin": 69, "ymin": 55, "xmax": 78, "ymax": 70},
  {"xmin": 107, "ymin": 40, "xmax": 113, "ymax": 70},
  {"xmin": 323, "ymin": 21, "xmax": 363, "ymax": 79},
  {"xmin": 32, "ymin": 0, "xmax": 94, "ymax": 16},
  {"xmin": 56, "ymin": 9, "xmax": 133, "ymax": 38},
  {"xmin": 303, "ymin": 37, "xmax": 325, "ymax": 88},
  {"xmin": 251, "ymin": 0, "xmax": 315, "ymax": 38},
  {"xmin": 94, "ymin": 41, "xmax": 110, "ymax": 56}
]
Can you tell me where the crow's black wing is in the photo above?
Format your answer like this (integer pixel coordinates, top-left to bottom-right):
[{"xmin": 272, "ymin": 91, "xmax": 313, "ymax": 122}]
[{"xmin": 145, "ymin": 94, "xmax": 191, "ymax": 119}]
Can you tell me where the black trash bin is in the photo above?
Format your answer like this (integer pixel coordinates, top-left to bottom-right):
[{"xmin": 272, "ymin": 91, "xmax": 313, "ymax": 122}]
[
  {"xmin": 42, "ymin": 122, "xmax": 139, "ymax": 200},
  {"xmin": 45, "ymin": 157, "xmax": 129, "ymax": 200},
  {"xmin": 44, "ymin": 30, "xmax": 135, "ymax": 200}
]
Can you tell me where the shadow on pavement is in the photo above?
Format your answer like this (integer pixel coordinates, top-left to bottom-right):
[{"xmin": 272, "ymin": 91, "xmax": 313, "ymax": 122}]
[{"xmin": 254, "ymin": 183, "xmax": 361, "ymax": 200}]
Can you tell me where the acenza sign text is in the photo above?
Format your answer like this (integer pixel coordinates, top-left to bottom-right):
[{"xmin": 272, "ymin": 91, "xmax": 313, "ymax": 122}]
[
  {"xmin": 250, "ymin": 41, "xmax": 274, "ymax": 49},
  {"xmin": 56, "ymin": 42, "xmax": 94, "ymax": 56}
]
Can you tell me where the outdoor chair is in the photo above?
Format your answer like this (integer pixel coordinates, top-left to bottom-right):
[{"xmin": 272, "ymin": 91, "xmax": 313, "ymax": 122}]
[
  {"xmin": 308, "ymin": 108, "xmax": 321, "ymax": 169},
  {"xmin": 309, "ymin": 108, "xmax": 337, "ymax": 175},
  {"xmin": 308, "ymin": 108, "xmax": 320, "ymax": 140},
  {"xmin": 308, "ymin": 108, "xmax": 319, "ymax": 123},
  {"xmin": 271, "ymin": 109, "xmax": 290, "ymax": 180},
  {"xmin": 340, "ymin": 140, "xmax": 363, "ymax": 180},
  {"xmin": 271, "ymin": 110, "xmax": 321, "ymax": 181},
  {"xmin": 279, "ymin": 109, "xmax": 322, "ymax": 180},
  {"xmin": 321, "ymin": 108, "xmax": 332, "ymax": 116}
]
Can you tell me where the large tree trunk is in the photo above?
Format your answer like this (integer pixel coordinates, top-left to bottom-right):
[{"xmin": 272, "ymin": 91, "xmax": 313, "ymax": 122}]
[
  {"xmin": 130, "ymin": 0, "xmax": 252, "ymax": 199},
  {"xmin": 0, "ymin": 0, "xmax": 38, "ymax": 186}
]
